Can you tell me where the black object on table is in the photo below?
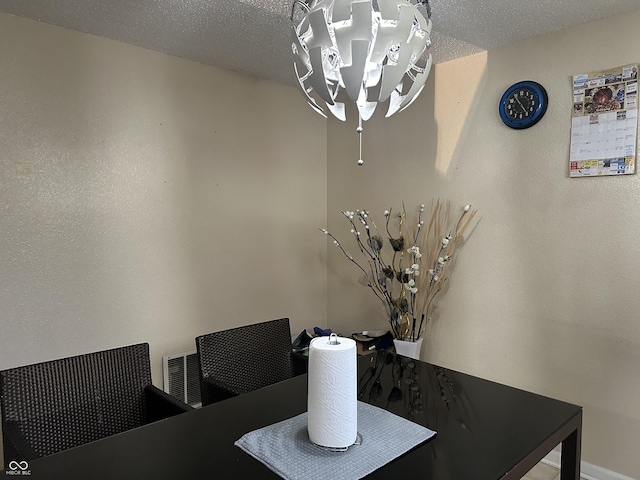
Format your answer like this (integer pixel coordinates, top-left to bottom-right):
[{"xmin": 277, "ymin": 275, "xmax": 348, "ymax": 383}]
[{"xmin": 4, "ymin": 352, "xmax": 582, "ymax": 479}]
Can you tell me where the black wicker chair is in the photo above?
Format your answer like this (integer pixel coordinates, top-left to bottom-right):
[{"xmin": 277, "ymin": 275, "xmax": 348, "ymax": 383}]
[
  {"xmin": 0, "ymin": 342, "xmax": 193, "ymax": 467},
  {"xmin": 195, "ymin": 318, "xmax": 308, "ymax": 406}
]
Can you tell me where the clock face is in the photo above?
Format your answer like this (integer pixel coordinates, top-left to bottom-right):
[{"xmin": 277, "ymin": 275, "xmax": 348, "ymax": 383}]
[{"xmin": 499, "ymin": 81, "xmax": 548, "ymax": 129}]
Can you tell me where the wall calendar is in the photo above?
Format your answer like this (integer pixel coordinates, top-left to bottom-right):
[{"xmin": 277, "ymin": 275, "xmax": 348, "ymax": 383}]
[{"xmin": 570, "ymin": 64, "xmax": 638, "ymax": 177}]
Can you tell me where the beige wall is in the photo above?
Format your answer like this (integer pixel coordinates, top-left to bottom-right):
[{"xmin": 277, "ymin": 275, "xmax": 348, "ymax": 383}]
[
  {"xmin": 0, "ymin": 13, "xmax": 328, "ymax": 386},
  {"xmin": 326, "ymin": 10, "xmax": 640, "ymax": 478}
]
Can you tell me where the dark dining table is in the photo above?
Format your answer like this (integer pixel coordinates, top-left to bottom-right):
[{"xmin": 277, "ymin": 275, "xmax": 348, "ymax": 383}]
[{"xmin": 4, "ymin": 351, "xmax": 582, "ymax": 479}]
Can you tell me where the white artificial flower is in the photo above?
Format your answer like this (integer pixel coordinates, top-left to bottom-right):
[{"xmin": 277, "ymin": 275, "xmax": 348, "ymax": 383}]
[
  {"xmin": 405, "ymin": 268, "xmax": 413, "ymax": 274},
  {"xmin": 415, "ymin": 252, "xmax": 422, "ymax": 259},
  {"xmin": 410, "ymin": 287, "xmax": 418, "ymax": 294},
  {"xmin": 433, "ymin": 275, "xmax": 439, "ymax": 281},
  {"xmin": 438, "ymin": 257, "xmax": 444, "ymax": 264},
  {"xmin": 408, "ymin": 279, "xmax": 415, "ymax": 287},
  {"xmin": 442, "ymin": 238, "xmax": 450, "ymax": 246},
  {"xmin": 428, "ymin": 269, "xmax": 434, "ymax": 275},
  {"xmin": 411, "ymin": 263, "xmax": 419, "ymax": 270}
]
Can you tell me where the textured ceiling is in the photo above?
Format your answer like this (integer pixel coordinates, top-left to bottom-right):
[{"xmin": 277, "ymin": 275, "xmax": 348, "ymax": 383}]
[{"xmin": 1, "ymin": 0, "xmax": 639, "ymax": 87}]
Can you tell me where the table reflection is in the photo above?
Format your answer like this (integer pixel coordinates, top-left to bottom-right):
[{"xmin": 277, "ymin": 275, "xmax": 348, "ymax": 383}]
[{"xmin": 359, "ymin": 351, "xmax": 472, "ymax": 432}]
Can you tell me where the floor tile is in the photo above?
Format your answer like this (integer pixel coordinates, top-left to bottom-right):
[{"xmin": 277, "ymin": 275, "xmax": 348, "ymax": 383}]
[{"xmin": 522, "ymin": 461, "xmax": 560, "ymax": 480}]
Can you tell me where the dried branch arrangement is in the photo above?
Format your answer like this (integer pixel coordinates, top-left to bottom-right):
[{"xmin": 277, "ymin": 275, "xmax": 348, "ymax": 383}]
[{"xmin": 321, "ymin": 200, "xmax": 477, "ymax": 341}]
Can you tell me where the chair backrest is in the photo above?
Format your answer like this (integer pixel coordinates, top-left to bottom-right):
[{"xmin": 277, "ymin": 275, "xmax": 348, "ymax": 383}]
[
  {"xmin": 195, "ymin": 318, "xmax": 295, "ymax": 401},
  {"xmin": 0, "ymin": 343, "xmax": 152, "ymax": 459}
]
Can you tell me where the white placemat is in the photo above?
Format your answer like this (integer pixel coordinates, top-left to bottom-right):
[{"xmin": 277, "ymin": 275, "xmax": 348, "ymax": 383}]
[{"xmin": 235, "ymin": 401, "xmax": 436, "ymax": 480}]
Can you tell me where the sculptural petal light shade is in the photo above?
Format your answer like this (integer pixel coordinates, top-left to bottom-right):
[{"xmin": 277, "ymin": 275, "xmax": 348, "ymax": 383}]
[{"xmin": 292, "ymin": 0, "xmax": 433, "ymax": 164}]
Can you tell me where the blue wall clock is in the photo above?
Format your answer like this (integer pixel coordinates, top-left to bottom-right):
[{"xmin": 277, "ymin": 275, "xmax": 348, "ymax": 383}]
[{"xmin": 499, "ymin": 81, "xmax": 548, "ymax": 129}]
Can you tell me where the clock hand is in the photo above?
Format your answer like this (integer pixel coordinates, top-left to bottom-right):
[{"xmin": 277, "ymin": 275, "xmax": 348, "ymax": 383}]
[{"xmin": 514, "ymin": 96, "xmax": 527, "ymax": 114}]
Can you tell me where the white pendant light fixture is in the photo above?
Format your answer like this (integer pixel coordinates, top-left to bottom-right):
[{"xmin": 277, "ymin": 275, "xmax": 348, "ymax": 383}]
[{"xmin": 291, "ymin": 0, "xmax": 433, "ymax": 165}]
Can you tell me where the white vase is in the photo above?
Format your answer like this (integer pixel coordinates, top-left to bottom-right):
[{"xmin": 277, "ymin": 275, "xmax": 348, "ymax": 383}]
[{"xmin": 393, "ymin": 337, "xmax": 424, "ymax": 360}]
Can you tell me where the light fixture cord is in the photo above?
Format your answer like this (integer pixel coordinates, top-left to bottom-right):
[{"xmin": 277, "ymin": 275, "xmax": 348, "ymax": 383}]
[{"xmin": 357, "ymin": 115, "xmax": 363, "ymax": 166}]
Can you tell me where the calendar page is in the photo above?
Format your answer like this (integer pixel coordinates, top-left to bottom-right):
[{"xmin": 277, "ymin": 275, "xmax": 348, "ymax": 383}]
[{"xmin": 570, "ymin": 64, "xmax": 638, "ymax": 177}]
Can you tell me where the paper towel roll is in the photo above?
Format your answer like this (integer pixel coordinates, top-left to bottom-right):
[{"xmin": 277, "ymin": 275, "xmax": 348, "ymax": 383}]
[{"xmin": 307, "ymin": 334, "xmax": 357, "ymax": 449}]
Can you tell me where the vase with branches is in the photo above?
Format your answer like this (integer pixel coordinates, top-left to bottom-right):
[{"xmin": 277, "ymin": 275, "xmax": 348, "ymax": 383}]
[{"xmin": 321, "ymin": 200, "xmax": 477, "ymax": 342}]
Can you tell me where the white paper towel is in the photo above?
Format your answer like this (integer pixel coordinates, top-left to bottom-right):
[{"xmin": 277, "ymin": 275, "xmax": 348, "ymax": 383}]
[{"xmin": 307, "ymin": 334, "xmax": 357, "ymax": 449}]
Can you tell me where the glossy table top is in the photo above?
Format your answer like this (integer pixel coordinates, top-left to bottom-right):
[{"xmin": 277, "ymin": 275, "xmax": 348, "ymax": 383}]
[
  {"xmin": 359, "ymin": 352, "xmax": 580, "ymax": 478},
  {"xmin": 10, "ymin": 352, "xmax": 582, "ymax": 479}
]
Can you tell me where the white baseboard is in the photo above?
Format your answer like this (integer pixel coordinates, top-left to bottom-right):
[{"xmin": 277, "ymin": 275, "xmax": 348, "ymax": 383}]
[{"xmin": 541, "ymin": 450, "xmax": 637, "ymax": 480}]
